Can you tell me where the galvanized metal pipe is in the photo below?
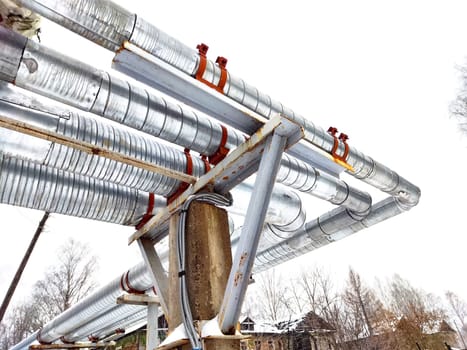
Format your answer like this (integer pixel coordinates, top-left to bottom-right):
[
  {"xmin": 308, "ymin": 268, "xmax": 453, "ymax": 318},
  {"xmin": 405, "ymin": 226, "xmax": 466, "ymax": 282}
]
[
  {"xmin": 0, "ymin": 79, "xmax": 371, "ymax": 217},
  {"xmin": 34, "ymin": 263, "xmax": 151, "ymax": 344},
  {"xmin": 11, "ymin": 0, "xmax": 420, "ymax": 208},
  {"xmin": 0, "ymin": 83, "xmax": 205, "ymax": 197},
  {"xmin": 0, "ymin": 25, "xmax": 243, "ymax": 157},
  {"xmin": 0, "ymin": 153, "xmax": 160, "ymax": 225},
  {"xmin": 62, "ymin": 304, "xmax": 146, "ymax": 342},
  {"xmin": 89, "ymin": 308, "xmax": 147, "ymax": 341},
  {"xmin": 254, "ymin": 197, "xmax": 411, "ymax": 272}
]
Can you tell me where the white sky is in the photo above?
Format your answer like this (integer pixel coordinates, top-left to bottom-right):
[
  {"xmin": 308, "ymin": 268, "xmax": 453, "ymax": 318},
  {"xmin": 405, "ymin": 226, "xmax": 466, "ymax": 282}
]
[{"xmin": 1, "ymin": 0, "xmax": 467, "ymax": 312}]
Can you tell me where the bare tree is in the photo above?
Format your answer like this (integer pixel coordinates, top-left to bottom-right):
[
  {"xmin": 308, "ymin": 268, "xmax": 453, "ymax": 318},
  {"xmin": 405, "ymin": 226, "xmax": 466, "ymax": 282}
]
[
  {"xmin": 31, "ymin": 238, "xmax": 98, "ymax": 322},
  {"xmin": 387, "ymin": 275, "xmax": 447, "ymax": 350},
  {"xmin": 451, "ymin": 64, "xmax": 467, "ymax": 135},
  {"xmin": 1, "ymin": 238, "xmax": 98, "ymax": 348},
  {"xmin": 445, "ymin": 291, "xmax": 467, "ymax": 348},
  {"xmin": 298, "ymin": 267, "xmax": 322, "ymax": 314},
  {"xmin": 256, "ymin": 269, "xmax": 290, "ymax": 322},
  {"xmin": 343, "ymin": 267, "xmax": 375, "ymax": 337}
]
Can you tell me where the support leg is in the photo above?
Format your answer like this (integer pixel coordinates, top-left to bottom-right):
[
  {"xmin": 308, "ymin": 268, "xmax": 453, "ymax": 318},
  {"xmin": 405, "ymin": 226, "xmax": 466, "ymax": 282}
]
[
  {"xmin": 146, "ymin": 304, "xmax": 159, "ymax": 350},
  {"xmin": 219, "ymin": 131, "xmax": 288, "ymax": 334}
]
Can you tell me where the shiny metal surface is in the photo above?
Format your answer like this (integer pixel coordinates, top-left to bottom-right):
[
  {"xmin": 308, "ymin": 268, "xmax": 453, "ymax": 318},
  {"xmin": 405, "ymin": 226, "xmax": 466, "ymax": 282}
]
[
  {"xmin": 0, "ymin": 28, "xmax": 244, "ymax": 155},
  {"xmin": 130, "ymin": 17, "xmax": 199, "ymax": 75},
  {"xmin": 254, "ymin": 197, "xmax": 409, "ymax": 272},
  {"xmin": 15, "ymin": 0, "xmax": 135, "ymax": 51},
  {"xmin": 62, "ymin": 304, "xmax": 145, "ymax": 342},
  {"xmin": 36, "ymin": 263, "xmax": 150, "ymax": 344},
  {"xmin": 0, "ymin": 154, "xmax": 150, "ymax": 225},
  {"xmin": 13, "ymin": 0, "xmax": 420, "ymax": 208},
  {"xmin": 0, "ymin": 26, "xmax": 27, "ymax": 83},
  {"xmin": 2, "ymin": 1, "xmax": 422, "ymax": 347}
]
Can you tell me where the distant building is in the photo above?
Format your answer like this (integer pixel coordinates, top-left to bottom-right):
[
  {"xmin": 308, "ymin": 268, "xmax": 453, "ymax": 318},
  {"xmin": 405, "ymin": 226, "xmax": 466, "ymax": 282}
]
[
  {"xmin": 239, "ymin": 311, "xmax": 337, "ymax": 350},
  {"xmin": 342, "ymin": 318, "xmax": 460, "ymax": 350}
]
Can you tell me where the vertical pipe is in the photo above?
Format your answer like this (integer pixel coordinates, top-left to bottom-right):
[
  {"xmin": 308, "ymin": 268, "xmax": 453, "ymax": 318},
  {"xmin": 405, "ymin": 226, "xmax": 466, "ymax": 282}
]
[{"xmin": 218, "ymin": 131, "xmax": 287, "ymax": 334}]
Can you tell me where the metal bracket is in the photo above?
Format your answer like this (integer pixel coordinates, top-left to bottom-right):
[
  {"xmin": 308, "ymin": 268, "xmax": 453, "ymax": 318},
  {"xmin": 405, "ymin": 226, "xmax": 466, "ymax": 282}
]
[
  {"xmin": 128, "ymin": 114, "xmax": 304, "ymax": 245},
  {"xmin": 117, "ymin": 289, "xmax": 162, "ymax": 350},
  {"xmin": 116, "ymin": 293, "xmax": 160, "ymax": 306},
  {"xmin": 137, "ymin": 238, "xmax": 169, "ymax": 315},
  {"xmin": 113, "ymin": 42, "xmax": 344, "ymax": 177},
  {"xmin": 217, "ymin": 117, "xmax": 300, "ymax": 334}
]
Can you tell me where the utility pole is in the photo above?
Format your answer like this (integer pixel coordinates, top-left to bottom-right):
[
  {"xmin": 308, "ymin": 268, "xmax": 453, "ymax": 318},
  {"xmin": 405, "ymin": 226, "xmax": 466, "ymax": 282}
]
[{"xmin": 0, "ymin": 211, "xmax": 49, "ymax": 323}]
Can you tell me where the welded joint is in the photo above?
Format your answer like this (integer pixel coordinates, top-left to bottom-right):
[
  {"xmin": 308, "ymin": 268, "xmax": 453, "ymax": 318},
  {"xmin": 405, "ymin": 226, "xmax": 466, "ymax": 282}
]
[{"xmin": 128, "ymin": 114, "xmax": 304, "ymax": 244}]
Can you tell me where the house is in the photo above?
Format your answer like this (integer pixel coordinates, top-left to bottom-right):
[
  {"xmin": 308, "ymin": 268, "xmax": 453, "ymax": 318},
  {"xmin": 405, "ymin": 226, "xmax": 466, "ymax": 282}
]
[
  {"xmin": 343, "ymin": 319, "xmax": 460, "ymax": 350},
  {"xmin": 239, "ymin": 312, "xmax": 337, "ymax": 350}
]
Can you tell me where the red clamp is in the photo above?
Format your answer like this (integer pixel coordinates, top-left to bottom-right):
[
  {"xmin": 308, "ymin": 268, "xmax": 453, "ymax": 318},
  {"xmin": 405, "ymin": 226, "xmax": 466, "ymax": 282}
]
[
  {"xmin": 195, "ymin": 43, "xmax": 228, "ymax": 94},
  {"xmin": 327, "ymin": 127, "xmax": 350, "ymax": 163},
  {"xmin": 167, "ymin": 149, "xmax": 193, "ymax": 204},
  {"xmin": 87, "ymin": 336, "xmax": 99, "ymax": 343},
  {"xmin": 135, "ymin": 192, "xmax": 155, "ymax": 230},
  {"xmin": 208, "ymin": 125, "xmax": 230, "ymax": 165},
  {"xmin": 201, "ymin": 155, "xmax": 211, "ymax": 173},
  {"xmin": 59, "ymin": 337, "xmax": 75, "ymax": 345},
  {"xmin": 120, "ymin": 270, "xmax": 146, "ymax": 294}
]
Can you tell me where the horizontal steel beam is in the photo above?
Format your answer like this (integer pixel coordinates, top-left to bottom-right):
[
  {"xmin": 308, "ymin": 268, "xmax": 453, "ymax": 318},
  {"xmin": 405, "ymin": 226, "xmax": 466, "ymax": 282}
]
[{"xmin": 113, "ymin": 43, "xmax": 344, "ymax": 177}]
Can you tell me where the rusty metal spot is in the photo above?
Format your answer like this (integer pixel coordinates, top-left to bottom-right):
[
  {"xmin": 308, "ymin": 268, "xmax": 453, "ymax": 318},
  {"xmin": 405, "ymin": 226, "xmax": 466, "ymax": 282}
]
[
  {"xmin": 233, "ymin": 272, "xmax": 243, "ymax": 286},
  {"xmin": 22, "ymin": 58, "xmax": 38, "ymax": 74},
  {"xmin": 222, "ymin": 176, "xmax": 229, "ymax": 180},
  {"xmin": 239, "ymin": 252, "xmax": 248, "ymax": 267}
]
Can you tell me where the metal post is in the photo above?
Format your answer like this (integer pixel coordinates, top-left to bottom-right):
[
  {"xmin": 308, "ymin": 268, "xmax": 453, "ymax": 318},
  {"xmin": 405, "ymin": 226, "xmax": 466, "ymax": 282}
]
[
  {"xmin": 146, "ymin": 304, "xmax": 159, "ymax": 350},
  {"xmin": 137, "ymin": 238, "xmax": 169, "ymax": 316},
  {"xmin": 218, "ymin": 130, "xmax": 288, "ymax": 334}
]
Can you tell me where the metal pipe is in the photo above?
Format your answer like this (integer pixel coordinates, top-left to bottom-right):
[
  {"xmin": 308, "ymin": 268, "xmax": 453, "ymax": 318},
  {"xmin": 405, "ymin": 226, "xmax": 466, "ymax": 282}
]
[
  {"xmin": 0, "ymin": 79, "xmax": 371, "ymax": 215},
  {"xmin": 0, "ymin": 26, "xmax": 243, "ymax": 156},
  {"xmin": 0, "ymin": 83, "xmax": 205, "ymax": 197},
  {"xmin": 6, "ymin": 195, "xmax": 374, "ymax": 348},
  {"xmin": 0, "ymin": 30, "xmax": 372, "ymax": 216},
  {"xmin": 62, "ymin": 304, "xmax": 146, "ymax": 343},
  {"xmin": 34, "ymin": 263, "xmax": 151, "ymax": 344},
  {"xmin": 253, "ymin": 197, "xmax": 412, "ymax": 272},
  {"xmin": 11, "ymin": 0, "xmax": 420, "ymax": 207},
  {"xmin": 0, "ymin": 153, "xmax": 160, "ymax": 226}
]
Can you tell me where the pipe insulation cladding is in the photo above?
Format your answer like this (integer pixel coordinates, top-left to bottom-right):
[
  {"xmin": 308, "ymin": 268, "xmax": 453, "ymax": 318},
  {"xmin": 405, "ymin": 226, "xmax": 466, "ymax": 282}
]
[
  {"xmin": 0, "ymin": 48, "xmax": 373, "ymax": 215},
  {"xmin": 0, "ymin": 0, "xmax": 422, "ymax": 347},
  {"xmin": 12, "ymin": 0, "xmax": 420, "ymax": 208}
]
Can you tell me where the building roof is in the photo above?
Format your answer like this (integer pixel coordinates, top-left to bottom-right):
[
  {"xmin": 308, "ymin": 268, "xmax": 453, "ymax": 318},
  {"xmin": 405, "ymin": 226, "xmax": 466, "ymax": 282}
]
[{"xmin": 240, "ymin": 311, "xmax": 335, "ymax": 335}]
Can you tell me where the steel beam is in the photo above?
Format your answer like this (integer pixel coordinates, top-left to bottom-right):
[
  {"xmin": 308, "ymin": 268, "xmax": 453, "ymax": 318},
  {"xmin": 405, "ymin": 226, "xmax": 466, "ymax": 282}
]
[
  {"xmin": 218, "ymin": 119, "xmax": 301, "ymax": 334},
  {"xmin": 128, "ymin": 114, "xmax": 304, "ymax": 245},
  {"xmin": 137, "ymin": 238, "xmax": 169, "ymax": 316},
  {"xmin": 113, "ymin": 43, "xmax": 343, "ymax": 177}
]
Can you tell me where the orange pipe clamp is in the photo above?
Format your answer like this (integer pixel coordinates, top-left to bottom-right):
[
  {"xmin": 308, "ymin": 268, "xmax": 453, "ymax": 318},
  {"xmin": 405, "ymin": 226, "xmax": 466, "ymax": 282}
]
[
  {"xmin": 167, "ymin": 149, "xmax": 194, "ymax": 204},
  {"xmin": 209, "ymin": 125, "xmax": 230, "ymax": 165},
  {"xmin": 135, "ymin": 192, "xmax": 155, "ymax": 230},
  {"xmin": 195, "ymin": 43, "xmax": 228, "ymax": 94},
  {"xmin": 327, "ymin": 127, "xmax": 350, "ymax": 165}
]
